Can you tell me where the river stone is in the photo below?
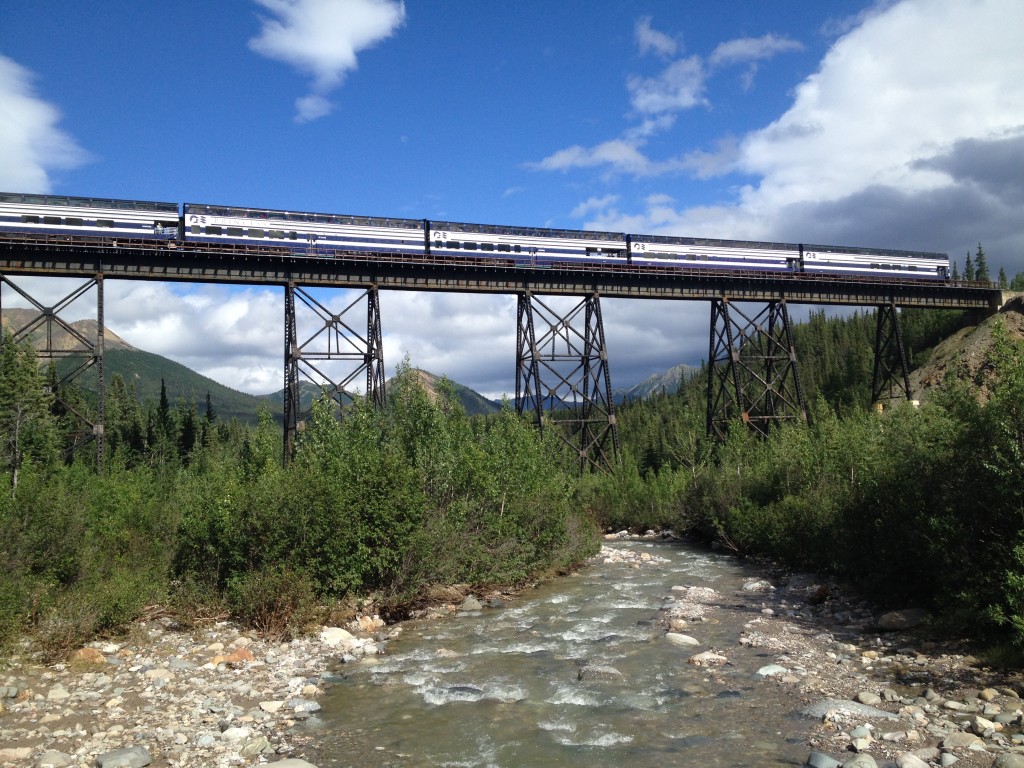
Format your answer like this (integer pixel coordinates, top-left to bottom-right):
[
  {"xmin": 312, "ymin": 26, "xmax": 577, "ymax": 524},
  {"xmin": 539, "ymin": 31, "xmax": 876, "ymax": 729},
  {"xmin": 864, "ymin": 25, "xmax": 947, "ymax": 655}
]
[
  {"xmin": 95, "ymin": 746, "xmax": 152, "ymax": 768},
  {"xmin": 578, "ymin": 664, "xmax": 623, "ymax": 681},
  {"xmin": 688, "ymin": 650, "xmax": 728, "ymax": 666},
  {"xmin": 459, "ymin": 595, "xmax": 483, "ymax": 612},
  {"xmin": 877, "ymin": 609, "xmax": 930, "ymax": 631},
  {"xmin": 0, "ymin": 749, "xmax": 33, "ymax": 763},
  {"xmin": 800, "ymin": 699, "xmax": 899, "ymax": 720},
  {"xmin": 994, "ymin": 756, "xmax": 1024, "ymax": 768},
  {"xmin": 841, "ymin": 755, "xmax": 878, "ymax": 768},
  {"xmin": 895, "ymin": 754, "xmax": 930, "ymax": 768},
  {"xmin": 270, "ymin": 761, "xmax": 320, "ymax": 768},
  {"xmin": 319, "ymin": 627, "xmax": 355, "ymax": 647},
  {"xmin": 941, "ymin": 731, "xmax": 984, "ymax": 749},
  {"xmin": 856, "ymin": 691, "xmax": 882, "ymax": 706},
  {"xmin": 36, "ymin": 751, "xmax": 75, "ymax": 768},
  {"xmin": 756, "ymin": 664, "xmax": 789, "ymax": 678},
  {"xmin": 241, "ymin": 736, "xmax": 270, "ymax": 757},
  {"xmin": 806, "ymin": 752, "xmax": 842, "ymax": 768},
  {"xmin": 665, "ymin": 632, "xmax": 700, "ymax": 647}
]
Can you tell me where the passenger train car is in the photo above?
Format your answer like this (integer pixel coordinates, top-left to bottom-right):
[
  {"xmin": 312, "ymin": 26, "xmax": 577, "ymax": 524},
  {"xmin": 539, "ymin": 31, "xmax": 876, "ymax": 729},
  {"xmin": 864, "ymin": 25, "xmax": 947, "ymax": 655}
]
[{"xmin": 0, "ymin": 192, "xmax": 950, "ymax": 280}]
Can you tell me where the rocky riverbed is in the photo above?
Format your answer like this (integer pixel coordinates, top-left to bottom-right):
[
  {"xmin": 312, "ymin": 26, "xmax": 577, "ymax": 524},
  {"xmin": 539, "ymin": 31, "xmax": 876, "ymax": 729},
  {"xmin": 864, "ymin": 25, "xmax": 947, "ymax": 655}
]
[{"xmin": 2, "ymin": 536, "xmax": 1024, "ymax": 768}]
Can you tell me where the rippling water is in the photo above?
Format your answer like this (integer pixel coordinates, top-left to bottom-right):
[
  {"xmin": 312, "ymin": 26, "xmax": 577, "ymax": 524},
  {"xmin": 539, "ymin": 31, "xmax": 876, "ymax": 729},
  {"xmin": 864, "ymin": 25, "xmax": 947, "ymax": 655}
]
[{"xmin": 304, "ymin": 540, "xmax": 815, "ymax": 767}]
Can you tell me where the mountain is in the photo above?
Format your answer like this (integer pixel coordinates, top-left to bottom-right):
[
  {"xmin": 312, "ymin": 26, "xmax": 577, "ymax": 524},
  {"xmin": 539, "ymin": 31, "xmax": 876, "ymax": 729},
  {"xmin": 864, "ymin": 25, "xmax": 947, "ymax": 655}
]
[
  {"xmin": 614, "ymin": 363, "xmax": 699, "ymax": 403},
  {"xmin": 2, "ymin": 309, "xmax": 500, "ymax": 422}
]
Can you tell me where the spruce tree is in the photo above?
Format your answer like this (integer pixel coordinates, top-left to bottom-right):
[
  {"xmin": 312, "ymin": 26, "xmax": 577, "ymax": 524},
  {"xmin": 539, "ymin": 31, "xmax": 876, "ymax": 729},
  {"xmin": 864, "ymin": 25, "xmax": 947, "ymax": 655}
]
[
  {"xmin": 975, "ymin": 243, "xmax": 990, "ymax": 282},
  {"xmin": 964, "ymin": 252, "xmax": 976, "ymax": 281},
  {"xmin": 1000, "ymin": 267, "xmax": 1008, "ymax": 288}
]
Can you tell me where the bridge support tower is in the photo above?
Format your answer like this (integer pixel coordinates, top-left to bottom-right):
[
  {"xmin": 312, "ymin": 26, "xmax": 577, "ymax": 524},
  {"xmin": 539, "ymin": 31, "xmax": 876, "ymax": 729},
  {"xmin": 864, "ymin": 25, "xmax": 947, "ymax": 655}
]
[
  {"xmin": 284, "ymin": 283, "xmax": 385, "ymax": 462},
  {"xmin": 871, "ymin": 300, "xmax": 913, "ymax": 406},
  {"xmin": 0, "ymin": 273, "xmax": 106, "ymax": 471},
  {"xmin": 516, "ymin": 290, "xmax": 619, "ymax": 473},
  {"xmin": 706, "ymin": 297, "xmax": 806, "ymax": 439}
]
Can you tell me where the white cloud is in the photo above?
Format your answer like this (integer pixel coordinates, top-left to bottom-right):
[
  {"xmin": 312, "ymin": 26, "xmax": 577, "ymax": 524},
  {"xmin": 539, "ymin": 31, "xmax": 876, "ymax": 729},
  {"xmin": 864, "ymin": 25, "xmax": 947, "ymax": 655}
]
[
  {"xmin": 249, "ymin": 0, "xmax": 406, "ymax": 122},
  {"xmin": 627, "ymin": 56, "xmax": 706, "ymax": 115},
  {"xmin": 708, "ymin": 34, "xmax": 803, "ymax": 67},
  {"xmin": 635, "ymin": 16, "xmax": 677, "ymax": 59},
  {"xmin": 0, "ymin": 55, "xmax": 89, "ymax": 192}
]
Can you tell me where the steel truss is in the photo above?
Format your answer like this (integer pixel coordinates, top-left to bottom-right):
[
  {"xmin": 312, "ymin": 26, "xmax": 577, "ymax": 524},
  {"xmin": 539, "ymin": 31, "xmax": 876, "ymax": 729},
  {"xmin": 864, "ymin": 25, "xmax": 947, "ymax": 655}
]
[
  {"xmin": 0, "ymin": 273, "xmax": 105, "ymax": 469},
  {"xmin": 871, "ymin": 300, "xmax": 912, "ymax": 405},
  {"xmin": 707, "ymin": 298, "xmax": 806, "ymax": 439},
  {"xmin": 283, "ymin": 283, "xmax": 385, "ymax": 460},
  {"xmin": 516, "ymin": 291, "xmax": 619, "ymax": 473}
]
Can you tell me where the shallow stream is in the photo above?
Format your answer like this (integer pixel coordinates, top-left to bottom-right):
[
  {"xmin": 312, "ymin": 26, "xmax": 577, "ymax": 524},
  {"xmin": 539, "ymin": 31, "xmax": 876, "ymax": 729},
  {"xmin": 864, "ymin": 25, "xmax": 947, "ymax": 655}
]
[{"xmin": 305, "ymin": 540, "xmax": 819, "ymax": 767}]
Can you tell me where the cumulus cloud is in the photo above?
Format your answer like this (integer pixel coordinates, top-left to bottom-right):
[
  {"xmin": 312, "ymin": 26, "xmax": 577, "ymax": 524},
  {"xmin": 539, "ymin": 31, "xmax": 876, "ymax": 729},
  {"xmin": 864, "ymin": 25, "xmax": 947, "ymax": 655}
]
[
  {"xmin": 249, "ymin": 0, "xmax": 406, "ymax": 123},
  {"xmin": 569, "ymin": 0, "xmax": 1024, "ymax": 281},
  {"xmin": 635, "ymin": 16, "xmax": 677, "ymax": 59},
  {"xmin": 532, "ymin": 18, "xmax": 802, "ymax": 179},
  {"xmin": 0, "ymin": 55, "xmax": 89, "ymax": 192}
]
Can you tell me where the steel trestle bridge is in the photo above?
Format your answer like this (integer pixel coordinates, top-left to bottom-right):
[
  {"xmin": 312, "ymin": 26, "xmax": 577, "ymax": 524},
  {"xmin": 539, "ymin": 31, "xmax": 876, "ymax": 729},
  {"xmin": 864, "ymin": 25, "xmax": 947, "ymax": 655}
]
[{"xmin": 0, "ymin": 234, "xmax": 1004, "ymax": 472}]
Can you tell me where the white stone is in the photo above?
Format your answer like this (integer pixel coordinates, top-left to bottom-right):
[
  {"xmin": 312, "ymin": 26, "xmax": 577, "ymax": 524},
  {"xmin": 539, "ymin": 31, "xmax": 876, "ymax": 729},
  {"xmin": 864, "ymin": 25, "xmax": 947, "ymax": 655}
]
[
  {"xmin": 259, "ymin": 700, "xmax": 284, "ymax": 713},
  {"xmin": 665, "ymin": 632, "xmax": 700, "ymax": 647},
  {"xmin": 320, "ymin": 627, "xmax": 355, "ymax": 647}
]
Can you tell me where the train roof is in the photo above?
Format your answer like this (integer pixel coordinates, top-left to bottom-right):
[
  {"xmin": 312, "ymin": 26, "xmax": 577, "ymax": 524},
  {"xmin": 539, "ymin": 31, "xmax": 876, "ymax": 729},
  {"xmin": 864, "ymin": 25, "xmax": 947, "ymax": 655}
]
[
  {"xmin": 632, "ymin": 232, "xmax": 946, "ymax": 260},
  {"xmin": 431, "ymin": 219, "xmax": 625, "ymax": 241},
  {"xmin": 0, "ymin": 192, "xmax": 179, "ymax": 213},
  {"xmin": 184, "ymin": 202, "xmax": 423, "ymax": 229}
]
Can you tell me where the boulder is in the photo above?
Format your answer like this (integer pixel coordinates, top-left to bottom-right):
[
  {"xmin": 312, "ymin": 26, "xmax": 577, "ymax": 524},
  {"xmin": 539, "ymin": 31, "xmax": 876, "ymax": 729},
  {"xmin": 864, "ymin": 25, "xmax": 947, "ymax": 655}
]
[{"xmin": 877, "ymin": 609, "xmax": 930, "ymax": 631}]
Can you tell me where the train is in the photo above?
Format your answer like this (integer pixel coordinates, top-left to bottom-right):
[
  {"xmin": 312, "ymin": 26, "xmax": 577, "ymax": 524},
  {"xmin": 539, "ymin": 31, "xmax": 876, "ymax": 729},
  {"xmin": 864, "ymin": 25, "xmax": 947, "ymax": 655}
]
[{"xmin": 0, "ymin": 191, "xmax": 951, "ymax": 280}]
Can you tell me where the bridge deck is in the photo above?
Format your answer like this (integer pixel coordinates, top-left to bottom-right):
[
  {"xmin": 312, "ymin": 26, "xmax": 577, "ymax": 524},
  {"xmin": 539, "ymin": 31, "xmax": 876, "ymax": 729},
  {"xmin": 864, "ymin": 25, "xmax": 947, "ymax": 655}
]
[{"xmin": 0, "ymin": 235, "xmax": 999, "ymax": 309}]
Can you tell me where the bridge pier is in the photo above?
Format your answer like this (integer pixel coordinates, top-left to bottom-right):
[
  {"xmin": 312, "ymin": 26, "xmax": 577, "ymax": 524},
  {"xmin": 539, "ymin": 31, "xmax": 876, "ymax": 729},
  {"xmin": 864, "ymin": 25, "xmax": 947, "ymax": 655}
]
[
  {"xmin": 0, "ymin": 272, "xmax": 106, "ymax": 470},
  {"xmin": 706, "ymin": 297, "xmax": 806, "ymax": 439},
  {"xmin": 283, "ymin": 283, "xmax": 385, "ymax": 462},
  {"xmin": 515, "ymin": 290, "xmax": 619, "ymax": 473},
  {"xmin": 871, "ymin": 300, "xmax": 913, "ymax": 406}
]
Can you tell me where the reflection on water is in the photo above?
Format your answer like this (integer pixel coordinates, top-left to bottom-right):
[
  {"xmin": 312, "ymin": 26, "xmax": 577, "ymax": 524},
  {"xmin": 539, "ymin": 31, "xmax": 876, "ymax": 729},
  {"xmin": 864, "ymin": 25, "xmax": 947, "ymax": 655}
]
[{"xmin": 305, "ymin": 541, "xmax": 812, "ymax": 768}]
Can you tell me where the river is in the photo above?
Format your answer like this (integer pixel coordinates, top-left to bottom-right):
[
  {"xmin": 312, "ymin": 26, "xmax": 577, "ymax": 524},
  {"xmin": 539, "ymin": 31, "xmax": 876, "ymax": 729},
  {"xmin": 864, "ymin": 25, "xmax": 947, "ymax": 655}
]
[{"xmin": 302, "ymin": 539, "xmax": 822, "ymax": 767}]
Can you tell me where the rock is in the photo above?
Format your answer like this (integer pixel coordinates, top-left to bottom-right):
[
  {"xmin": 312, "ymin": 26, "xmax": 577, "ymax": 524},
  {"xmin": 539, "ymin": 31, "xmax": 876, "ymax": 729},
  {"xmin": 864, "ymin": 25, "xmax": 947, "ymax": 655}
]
[
  {"xmin": 806, "ymin": 752, "xmax": 842, "ymax": 768},
  {"xmin": 756, "ymin": 664, "xmax": 789, "ymax": 678},
  {"xmin": 940, "ymin": 731, "xmax": 984, "ymax": 749},
  {"xmin": 288, "ymin": 698, "xmax": 322, "ymax": 713},
  {"xmin": 46, "ymin": 684, "xmax": 70, "ymax": 701},
  {"xmin": 577, "ymin": 665, "xmax": 623, "ymax": 681},
  {"xmin": 971, "ymin": 714, "xmax": 1000, "ymax": 734},
  {"xmin": 895, "ymin": 753, "xmax": 930, "ymax": 768},
  {"xmin": 357, "ymin": 615, "xmax": 384, "ymax": 632},
  {"xmin": 143, "ymin": 667, "xmax": 171, "ymax": 680},
  {"xmin": 856, "ymin": 691, "xmax": 882, "ymax": 706},
  {"xmin": 459, "ymin": 595, "xmax": 483, "ymax": 612},
  {"xmin": 688, "ymin": 650, "xmax": 728, "ymax": 666},
  {"xmin": 664, "ymin": 632, "xmax": 700, "ymax": 647},
  {"xmin": 269, "ymin": 761, "xmax": 320, "ymax": 768},
  {"xmin": 260, "ymin": 700, "xmax": 285, "ymax": 713},
  {"xmin": 35, "ymin": 750, "xmax": 75, "ymax": 768},
  {"xmin": 241, "ymin": 736, "xmax": 271, "ymax": 757},
  {"xmin": 94, "ymin": 746, "xmax": 152, "ymax": 768},
  {"xmin": 743, "ymin": 579, "xmax": 774, "ymax": 592},
  {"xmin": 939, "ymin": 754, "xmax": 959, "ymax": 767},
  {"xmin": 319, "ymin": 627, "xmax": 355, "ymax": 647},
  {"xmin": 980, "ymin": 687, "xmax": 1000, "ymax": 702},
  {"xmin": 0, "ymin": 748, "xmax": 33, "ymax": 763},
  {"xmin": 800, "ymin": 699, "xmax": 899, "ymax": 721},
  {"xmin": 212, "ymin": 647, "xmax": 254, "ymax": 666},
  {"xmin": 877, "ymin": 609, "xmax": 930, "ymax": 631},
  {"xmin": 841, "ymin": 754, "xmax": 878, "ymax": 768},
  {"xmin": 993, "ymin": 755, "xmax": 1024, "ymax": 768},
  {"xmin": 221, "ymin": 726, "xmax": 251, "ymax": 742}
]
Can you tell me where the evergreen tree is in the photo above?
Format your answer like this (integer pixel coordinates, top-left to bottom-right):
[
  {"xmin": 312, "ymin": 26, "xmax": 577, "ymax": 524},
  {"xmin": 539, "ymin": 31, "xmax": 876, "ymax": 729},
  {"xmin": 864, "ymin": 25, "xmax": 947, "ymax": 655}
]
[
  {"xmin": 964, "ymin": 252, "xmax": 975, "ymax": 281},
  {"xmin": 1000, "ymin": 267, "xmax": 1008, "ymax": 289},
  {"xmin": 1011, "ymin": 272, "xmax": 1024, "ymax": 291},
  {"xmin": 975, "ymin": 243, "xmax": 990, "ymax": 282},
  {"xmin": 0, "ymin": 333, "xmax": 58, "ymax": 490},
  {"xmin": 952, "ymin": 261, "xmax": 960, "ymax": 281}
]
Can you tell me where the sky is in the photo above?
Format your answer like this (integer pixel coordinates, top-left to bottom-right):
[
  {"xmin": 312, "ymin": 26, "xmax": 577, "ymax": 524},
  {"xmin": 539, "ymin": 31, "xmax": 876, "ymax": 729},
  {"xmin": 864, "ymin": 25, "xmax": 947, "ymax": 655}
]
[{"xmin": 2, "ymin": 0, "xmax": 1023, "ymax": 399}]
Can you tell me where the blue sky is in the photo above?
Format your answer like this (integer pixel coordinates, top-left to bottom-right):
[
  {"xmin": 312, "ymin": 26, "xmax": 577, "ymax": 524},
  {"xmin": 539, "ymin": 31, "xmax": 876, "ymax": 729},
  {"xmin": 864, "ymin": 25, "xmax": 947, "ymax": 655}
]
[{"xmin": 2, "ymin": 0, "xmax": 1023, "ymax": 398}]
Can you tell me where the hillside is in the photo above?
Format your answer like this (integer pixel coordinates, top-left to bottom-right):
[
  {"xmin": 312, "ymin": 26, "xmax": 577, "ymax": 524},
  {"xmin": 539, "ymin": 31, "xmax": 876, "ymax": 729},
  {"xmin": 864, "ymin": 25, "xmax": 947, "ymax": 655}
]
[
  {"xmin": 615, "ymin": 363, "xmax": 698, "ymax": 402},
  {"xmin": 909, "ymin": 296, "xmax": 1024, "ymax": 402}
]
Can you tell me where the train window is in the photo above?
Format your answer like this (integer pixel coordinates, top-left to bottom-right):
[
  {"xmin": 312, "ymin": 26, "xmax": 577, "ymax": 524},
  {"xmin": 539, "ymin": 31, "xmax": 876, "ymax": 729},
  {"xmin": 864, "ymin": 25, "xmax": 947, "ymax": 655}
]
[
  {"xmin": 20, "ymin": 215, "xmax": 40, "ymax": 224},
  {"xmin": 206, "ymin": 226, "xmax": 222, "ymax": 235},
  {"xmin": 497, "ymin": 244, "xmax": 510, "ymax": 252},
  {"xmin": 269, "ymin": 230, "xmax": 285, "ymax": 239},
  {"xmin": 190, "ymin": 225, "xmax": 201, "ymax": 235},
  {"xmin": 514, "ymin": 245, "xmax": 521, "ymax": 253},
  {"xmin": 481, "ymin": 243, "xmax": 494, "ymax": 251},
  {"xmin": 449, "ymin": 241, "xmax": 461, "ymax": 249},
  {"xmin": 464, "ymin": 242, "xmax": 478, "ymax": 251},
  {"xmin": 65, "ymin": 217, "xmax": 83, "ymax": 226},
  {"xmin": 96, "ymin": 219, "xmax": 114, "ymax": 227},
  {"xmin": 227, "ymin": 227, "xmax": 243, "ymax": 237},
  {"xmin": 290, "ymin": 231, "xmax": 299, "ymax": 239},
  {"xmin": 43, "ymin": 216, "xmax": 61, "ymax": 225},
  {"xmin": 248, "ymin": 228, "xmax": 264, "ymax": 238}
]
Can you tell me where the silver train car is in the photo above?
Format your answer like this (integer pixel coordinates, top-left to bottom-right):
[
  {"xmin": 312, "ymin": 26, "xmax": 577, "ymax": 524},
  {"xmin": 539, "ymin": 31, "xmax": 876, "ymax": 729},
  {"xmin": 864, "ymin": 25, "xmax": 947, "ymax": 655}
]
[{"xmin": 0, "ymin": 192, "xmax": 950, "ymax": 280}]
